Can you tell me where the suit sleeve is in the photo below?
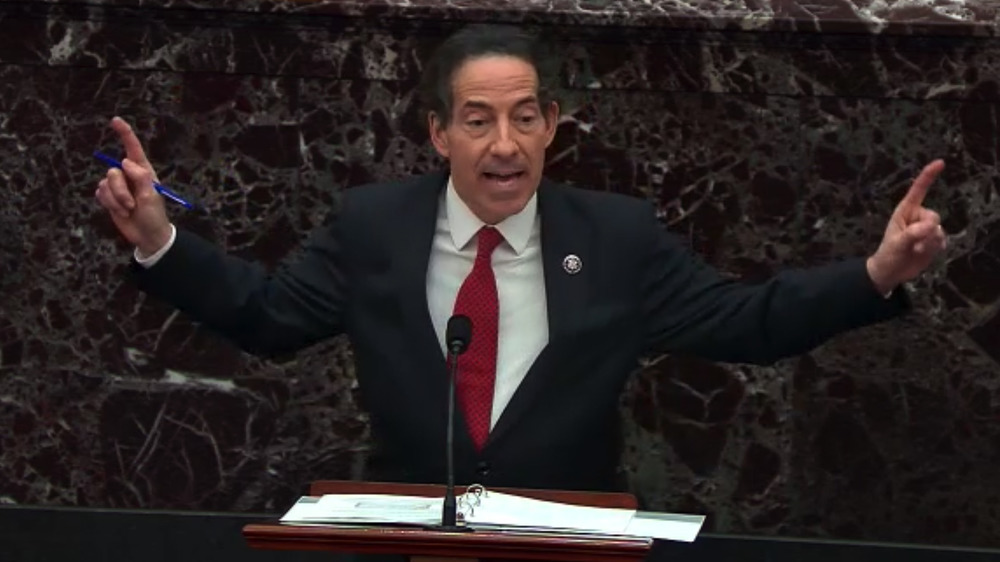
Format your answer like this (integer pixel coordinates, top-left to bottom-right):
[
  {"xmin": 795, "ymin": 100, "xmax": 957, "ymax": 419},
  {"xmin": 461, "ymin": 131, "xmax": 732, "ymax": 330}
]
[
  {"xmin": 639, "ymin": 206, "xmax": 910, "ymax": 365},
  {"xmin": 129, "ymin": 207, "xmax": 351, "ymax": 358}
]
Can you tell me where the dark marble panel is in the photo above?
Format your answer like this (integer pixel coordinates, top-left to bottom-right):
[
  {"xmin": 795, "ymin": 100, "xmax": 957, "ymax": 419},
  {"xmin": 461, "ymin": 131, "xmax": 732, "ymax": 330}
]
[
  {"xmin": 0, "ymin": 66, "xmax": 394, "ymax": 511},
  {"xmin": 4, "ymin": 3, "xmax": 999, "ymax": 105},
  {"xmin": 5, "ymin": 4, "xmax": 1000, "ymax": 104},
  {"xmin": 551, "ymin": 90, "xmax": 804, "ymax": 270},
  {"xmin": 16, "ymin": 0, "xmax": 1000, "ymax": 37},
  {"xmin": 782, "ymin": 96, "xmax": 1000, "ymax": 545},
  {"xmin": 0, "ymin": 208, "xmax": 24, "ymax": 292}
]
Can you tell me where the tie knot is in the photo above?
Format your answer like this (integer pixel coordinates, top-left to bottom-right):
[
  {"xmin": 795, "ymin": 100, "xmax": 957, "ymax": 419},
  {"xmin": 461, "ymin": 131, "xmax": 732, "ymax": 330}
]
[{"xmin": 476, "ymin": 226, "xmax": 504, "ymax": 258}]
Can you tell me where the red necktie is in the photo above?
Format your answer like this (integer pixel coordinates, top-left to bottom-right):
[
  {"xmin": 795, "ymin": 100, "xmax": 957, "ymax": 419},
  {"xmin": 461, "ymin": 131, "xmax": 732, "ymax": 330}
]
[{"xmin": 452, "ymin": 226, "xmax": 504, "ymax": 450}]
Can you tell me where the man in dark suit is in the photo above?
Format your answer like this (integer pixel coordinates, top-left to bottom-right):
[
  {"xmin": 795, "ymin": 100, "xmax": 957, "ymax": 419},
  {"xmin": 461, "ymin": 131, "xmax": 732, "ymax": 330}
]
[{"xmin": 95, "ymin": 24, "xmax": 947, "ymax": 493}]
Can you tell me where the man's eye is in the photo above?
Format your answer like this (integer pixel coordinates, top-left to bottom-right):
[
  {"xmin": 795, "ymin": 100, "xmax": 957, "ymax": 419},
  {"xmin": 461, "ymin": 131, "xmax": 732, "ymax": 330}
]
[{"xmin": 467, "ymin": 119, "xmax": 486, "ymax": 127}]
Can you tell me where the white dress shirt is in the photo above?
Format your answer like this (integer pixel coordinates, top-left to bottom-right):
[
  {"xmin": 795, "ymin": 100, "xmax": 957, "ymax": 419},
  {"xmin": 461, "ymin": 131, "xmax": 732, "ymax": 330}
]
[
  {"xmin": 426, "ymin": 179, "xmax": 548, "ymax": 428},
  {"xmin": 136, "ymin": 178, "xmax": 549, "ymax": 429}
]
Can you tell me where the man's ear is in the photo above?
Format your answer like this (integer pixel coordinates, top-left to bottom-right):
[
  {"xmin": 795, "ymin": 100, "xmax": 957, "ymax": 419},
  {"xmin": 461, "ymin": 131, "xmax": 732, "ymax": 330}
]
[
  {"xmin": 428, "ymin": 112, "xmax": 450, "ymax": 158},
  {"xmin": 543, "ymin": 101, "xmax": 560, "ymax": 148}
]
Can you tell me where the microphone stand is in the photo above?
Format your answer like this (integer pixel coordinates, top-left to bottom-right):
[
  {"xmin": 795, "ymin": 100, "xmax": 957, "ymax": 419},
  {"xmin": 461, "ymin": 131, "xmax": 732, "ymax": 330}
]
[
  {"xmin": 441, "ymin": 341, "xmax": 463, "ymax": 530},
  {"xmin": 428, "ymin": 314, "xmax": 473, "ymax": 533},
  {"xmin": 436, "ymin": 341, "xmax": 473, "ymax": 532}
]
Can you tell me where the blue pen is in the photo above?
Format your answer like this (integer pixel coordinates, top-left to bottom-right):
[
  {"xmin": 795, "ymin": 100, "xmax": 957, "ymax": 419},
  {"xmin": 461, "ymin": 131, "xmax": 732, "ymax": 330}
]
[{"xmin": 93, "ymin": 151, "xmax": 196, "ymax": 210}]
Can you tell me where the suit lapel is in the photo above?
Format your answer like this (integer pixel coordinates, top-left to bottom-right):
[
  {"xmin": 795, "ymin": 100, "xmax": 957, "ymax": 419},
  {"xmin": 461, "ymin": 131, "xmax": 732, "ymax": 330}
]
[
  {"xmin": 390, "ymin": 170, "xmax": 479, "ymax": 454},
  {"xmin": 486, "ymin": 180, "xmax": 593, "ymax": 449},
  {"xmin": 537, "ymin": 180, "xmax": 591, "ymax": 344},
  {"xmin": 392, "ymin": 170, "xmax": 450, "ymax": 384}
]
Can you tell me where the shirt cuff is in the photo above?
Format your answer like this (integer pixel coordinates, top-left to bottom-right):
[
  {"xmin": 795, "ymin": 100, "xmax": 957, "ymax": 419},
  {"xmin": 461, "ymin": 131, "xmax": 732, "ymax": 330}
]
[{"xmin": 133, "ymin": 224, "xmax": 177, "ymax": 268}]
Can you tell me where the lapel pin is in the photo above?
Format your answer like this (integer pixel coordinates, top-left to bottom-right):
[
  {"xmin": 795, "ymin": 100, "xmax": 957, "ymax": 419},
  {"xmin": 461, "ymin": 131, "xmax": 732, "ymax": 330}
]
[{"xmin": 562, "ymin": 254, "xmax": 582, "ymax": 275}]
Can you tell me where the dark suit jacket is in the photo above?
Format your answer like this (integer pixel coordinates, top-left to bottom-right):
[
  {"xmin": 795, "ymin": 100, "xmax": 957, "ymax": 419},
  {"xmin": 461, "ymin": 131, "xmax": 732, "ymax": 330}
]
[{"xmin": 132, "ymin": 170, "xmax": 908, "ymax": 492}]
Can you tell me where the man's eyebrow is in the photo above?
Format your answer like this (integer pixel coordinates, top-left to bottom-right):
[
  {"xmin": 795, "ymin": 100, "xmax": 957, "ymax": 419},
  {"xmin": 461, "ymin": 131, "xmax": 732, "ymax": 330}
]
[
  {"xmin": 459, "ymin": 96, "xmax": 539, "ymax": 112},
  {"xmin": 460, "ymin": 100, "xmax": 493, "ymax": 111},
  {"xmin": 513, "ymin": 95, "xmax": 539, "ymax": 107}
]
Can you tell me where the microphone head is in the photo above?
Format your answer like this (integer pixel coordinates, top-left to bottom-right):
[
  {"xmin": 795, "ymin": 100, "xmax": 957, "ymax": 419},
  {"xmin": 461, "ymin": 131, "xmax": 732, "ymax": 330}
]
[{"xmin": 446, "ymin": 315, "xmax": 472, "ymax": 354}]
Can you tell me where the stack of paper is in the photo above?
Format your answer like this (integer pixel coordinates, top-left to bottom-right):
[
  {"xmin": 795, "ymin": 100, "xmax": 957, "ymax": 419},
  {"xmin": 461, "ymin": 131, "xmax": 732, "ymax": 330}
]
[
  {"xmin": 281, "ymin": 494, "xmax": 444, "ymax": 527},
  {"xmin": 278, "ymin": 489, "xmax": 705, "ymax": 542}
]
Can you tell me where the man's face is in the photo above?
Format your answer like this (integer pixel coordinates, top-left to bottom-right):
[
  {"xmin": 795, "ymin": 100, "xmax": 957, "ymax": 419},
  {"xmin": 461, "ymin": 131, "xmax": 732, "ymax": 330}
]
[{"xmin": 429, "ymin": 55, "xmax": 559, "ymax": 225}]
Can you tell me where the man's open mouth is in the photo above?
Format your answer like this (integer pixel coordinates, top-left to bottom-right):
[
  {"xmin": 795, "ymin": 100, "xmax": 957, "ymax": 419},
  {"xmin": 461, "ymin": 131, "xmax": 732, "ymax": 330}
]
[{"xmin": 484, "ymin": 171, "xmax": 525, "ymax": 182}]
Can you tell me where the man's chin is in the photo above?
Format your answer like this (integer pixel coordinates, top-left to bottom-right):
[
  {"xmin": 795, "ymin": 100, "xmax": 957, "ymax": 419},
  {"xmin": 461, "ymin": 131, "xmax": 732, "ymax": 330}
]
[
  {"xmin": 476, "ymin": 194, "xmax": 532, "ymax": 225},
  {"xmin": 469, "ymin": 174, "xmax": 539, "ymax": 222}
]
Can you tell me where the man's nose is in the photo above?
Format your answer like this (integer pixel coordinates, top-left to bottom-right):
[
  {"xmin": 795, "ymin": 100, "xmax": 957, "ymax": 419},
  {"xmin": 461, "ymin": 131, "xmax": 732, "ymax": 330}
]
[{"xmin": 490, "ymin": 122, "xmax": 518, "ymax": 158}]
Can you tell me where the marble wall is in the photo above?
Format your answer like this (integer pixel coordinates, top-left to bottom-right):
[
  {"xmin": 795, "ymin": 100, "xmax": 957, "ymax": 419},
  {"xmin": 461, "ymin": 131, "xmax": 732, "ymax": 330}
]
[{"xmin": 1, "ymin": 0, "xmax": 999, "ymax": 549}]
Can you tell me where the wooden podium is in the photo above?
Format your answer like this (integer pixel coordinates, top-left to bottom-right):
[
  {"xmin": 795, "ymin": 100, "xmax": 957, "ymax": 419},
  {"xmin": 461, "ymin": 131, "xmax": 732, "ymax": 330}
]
[{"xmin": 243, "ymin": 480, "xmax": 653, "ymax": 561}]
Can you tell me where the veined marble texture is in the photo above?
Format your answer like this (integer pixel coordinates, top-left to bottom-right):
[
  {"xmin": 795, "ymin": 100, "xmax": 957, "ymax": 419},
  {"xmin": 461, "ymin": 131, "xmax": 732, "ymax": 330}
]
[
  {"xmin": 10, "ymin": 0, "xmax": 1000, "ymax": 36},
  {"xmin": 1, "ymin": 0, "xmax": 1000, "ymax": 549}
]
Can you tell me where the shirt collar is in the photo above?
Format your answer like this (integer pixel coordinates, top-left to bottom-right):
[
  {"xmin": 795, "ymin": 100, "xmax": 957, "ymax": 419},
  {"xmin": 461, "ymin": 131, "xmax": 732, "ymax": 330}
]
[{"xmin": 445, "ymin": 176, "xmax": 537, "ymax": 255}]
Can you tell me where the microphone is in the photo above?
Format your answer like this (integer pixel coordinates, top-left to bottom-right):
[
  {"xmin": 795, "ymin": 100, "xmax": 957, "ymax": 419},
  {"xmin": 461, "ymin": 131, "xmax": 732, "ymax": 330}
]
[{"xmin": 440, "ymin": 314, "xmax": 473, "ymax": 531}]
